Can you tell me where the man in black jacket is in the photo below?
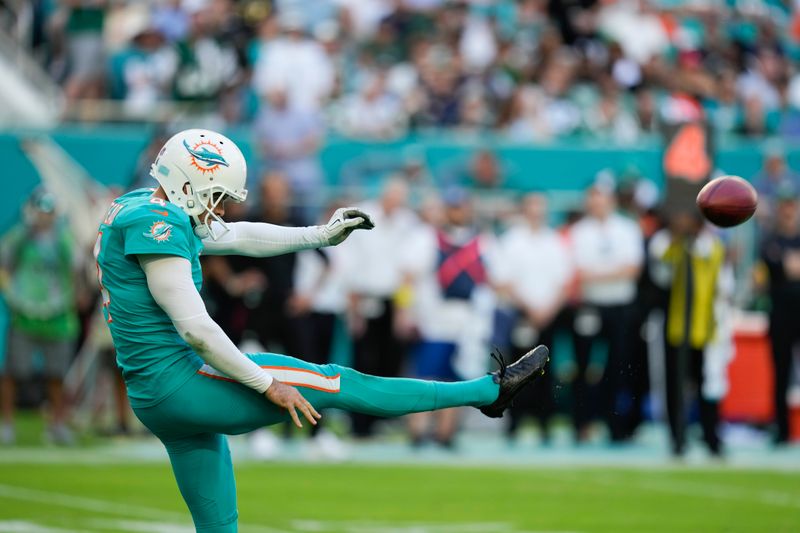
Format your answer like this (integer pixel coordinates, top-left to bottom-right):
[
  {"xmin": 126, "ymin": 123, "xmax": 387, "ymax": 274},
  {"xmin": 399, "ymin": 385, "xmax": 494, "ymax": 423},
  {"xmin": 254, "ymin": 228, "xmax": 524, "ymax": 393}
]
[{"xmin": 760, "ymin": 183, "xmax": 800, "ymax": 445}]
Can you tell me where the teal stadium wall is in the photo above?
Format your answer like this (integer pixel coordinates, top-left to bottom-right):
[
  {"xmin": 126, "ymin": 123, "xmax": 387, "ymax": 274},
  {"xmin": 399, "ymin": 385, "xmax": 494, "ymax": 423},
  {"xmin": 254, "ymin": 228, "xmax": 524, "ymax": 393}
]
[{"xmin": 4, "ymin": 127, "xmax": 796, "ymax": 235}]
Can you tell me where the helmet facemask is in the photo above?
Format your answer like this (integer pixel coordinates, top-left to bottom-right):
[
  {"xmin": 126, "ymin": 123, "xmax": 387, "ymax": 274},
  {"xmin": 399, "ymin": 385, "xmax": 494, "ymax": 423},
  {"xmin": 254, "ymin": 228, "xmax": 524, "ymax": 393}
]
[{"xmin": 189, "ymin": 185, "xmax": 248, "ymax": 240}]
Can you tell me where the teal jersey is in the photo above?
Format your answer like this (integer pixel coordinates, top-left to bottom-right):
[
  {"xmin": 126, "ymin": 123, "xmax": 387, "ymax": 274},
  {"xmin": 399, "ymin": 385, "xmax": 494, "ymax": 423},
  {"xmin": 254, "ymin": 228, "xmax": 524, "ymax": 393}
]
[{"xmin": 95, "ymin": 188, "xmax": 204, "ymax": 408}]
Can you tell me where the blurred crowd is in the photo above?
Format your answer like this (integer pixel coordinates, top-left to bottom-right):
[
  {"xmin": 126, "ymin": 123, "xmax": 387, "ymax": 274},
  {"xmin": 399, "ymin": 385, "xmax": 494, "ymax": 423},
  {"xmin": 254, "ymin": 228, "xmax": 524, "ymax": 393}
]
[
  {"xmin": 1, "ymin": 0, "xmax": 799, "ymax": 456},
  {"xmin": 2, "ymin": 156, "xmax": 799, "ymax": 456},
  {"xmin": 7, "ymin": 0, "xmax": 800, "ymax": 142}
]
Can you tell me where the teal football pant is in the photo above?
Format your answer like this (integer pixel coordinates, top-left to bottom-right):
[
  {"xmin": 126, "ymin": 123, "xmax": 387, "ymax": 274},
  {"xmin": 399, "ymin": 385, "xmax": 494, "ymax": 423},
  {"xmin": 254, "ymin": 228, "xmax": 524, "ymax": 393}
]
[{"xmin": 133, "ymin": 352, "xmax": 499, "ymax": 532}]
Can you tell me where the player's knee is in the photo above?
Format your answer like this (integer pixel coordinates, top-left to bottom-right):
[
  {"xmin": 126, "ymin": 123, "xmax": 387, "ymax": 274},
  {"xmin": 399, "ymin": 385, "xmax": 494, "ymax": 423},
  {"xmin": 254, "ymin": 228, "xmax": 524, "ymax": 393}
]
[{"xmin": 319, "ymin": 363, "xmax": 345, "ymax": 377}]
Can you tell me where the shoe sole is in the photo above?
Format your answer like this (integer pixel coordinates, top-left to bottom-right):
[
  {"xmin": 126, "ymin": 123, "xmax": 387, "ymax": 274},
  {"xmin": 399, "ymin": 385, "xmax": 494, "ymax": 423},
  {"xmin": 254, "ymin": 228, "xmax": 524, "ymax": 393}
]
[
  {"xmin": 505, "ymin": 345, "xmax": 550, "ymax": 398},
  {"xmin": 481, "ymin": 345, "xmax": 550, "ymax": 418}
]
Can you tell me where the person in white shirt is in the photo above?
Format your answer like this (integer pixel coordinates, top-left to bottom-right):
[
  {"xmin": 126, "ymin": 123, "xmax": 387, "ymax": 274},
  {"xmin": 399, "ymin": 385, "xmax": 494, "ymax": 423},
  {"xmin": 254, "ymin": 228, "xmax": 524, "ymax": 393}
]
[
  {"xmin": 332, "ymin": 73, "xmax": 408, "ymax": 140},
  {"xmin": 342, "ymin": 179, "xmax": 420, "ymax": 437},
  {"xmin": 399, "ymin": 188, "xmax": 496, "ymax": 448},
  {"xmin": 253, "ymin": 88, "xmax": 325, "ymax": 224},
  {"xmin": 492, "ymin": 194, "xmax": 572, "ymax": 443},
  {"xmin": 251, "ymin": 16, "xmax": 335, "ymax": 111},
  {"xmin": 570, "ymin": 182, "xmax": 644, "ymax": 442}
]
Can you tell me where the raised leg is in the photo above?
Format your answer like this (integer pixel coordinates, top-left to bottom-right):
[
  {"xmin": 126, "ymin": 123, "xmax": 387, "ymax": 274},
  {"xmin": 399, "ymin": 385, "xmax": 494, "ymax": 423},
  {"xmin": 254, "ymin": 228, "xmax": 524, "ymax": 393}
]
[
  {"xmin": 134, "ymin": 352, "xmax": 498, "ymax": 440},
  {"xmin": 243, "ymin": 353, "xmax": 498, "ymax": 416}
]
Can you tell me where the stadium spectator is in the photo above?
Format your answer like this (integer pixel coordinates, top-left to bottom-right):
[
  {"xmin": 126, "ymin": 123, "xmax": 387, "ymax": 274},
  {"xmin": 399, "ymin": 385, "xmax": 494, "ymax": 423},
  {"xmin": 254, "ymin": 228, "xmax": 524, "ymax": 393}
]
[
  {"xmin": 538, "ymin": 49, "xmax": 582, "ymax": 137},
  {"xmin": 443, "ymin": 150, "xmax": 503, "ymax": 191},
  {"xmin": 108, "ymin": 25, "xmax": 177, "ymax": 118},
  {"xmin": 254, "ymin": 87, "xmax": 325, "ymax": 223},
  {"xmin": 458, "ymin": 8, "xmax": 498, "ymax": 74},
  {"xmin": 737, "ymin": 96, "xmax": 778, "ymax": 138},
  {"xmin": 505, "ymin": 85, "xmax": 553, "ymax": 142},
  {"xmin": 583, "ymin": 86, "xmax": 641, "ymax": 145},
  {"xmin": 758, "ymin": 184, "xmax": 800, "ymax": 446},
  {"xmin": 331, "ymin": 72, "xmax": 408, "ymax": 140},
  {"xmin": 399, "ymin": 188, "xmax": 495, "ymax": 449},
  {"xmin": 2, "ymin": 0, "xmax": 790, "ymax": 153},
  {"xmin": 596, "ymin": 0, "xmax": 668, "ymax": 65},
  {"xmin": 615, "ymin": 171, "xmax": 663, "ymax": 437},
  {"xmin": 151, "ymin": 0, "xmax": 191, "ymax": 43},
  {"xmin": 0, "ymin": 189, "xmax": 81, "ymax": 445},
  {"xmin": 752, "ymin": 146, "xmax": 800, "ymax": 229},
  {"xmin": 455, "ymin": 84, "xmax": 494, "ymax": 135},
  {"xmin": 61, "ymin": 0, "xmax": 109, "ymax": 103},
  {"xmin": 343, "ymin": 178, "xmax": 418, "ymax": 437},
  {"xmin": 779, "ymin": 72, "xmax": 800, "ymax": 139},
  {"xmin": 441, "ymin": 150, "xmax": 516, "ymax": 230},
  {"xmin": 172, "ymin": 1, "xmax": 240, "ymax": 111},
  {"xmin": 360, "ymin": 19, "xmax": 406, "ymax": 68},
  {"xmin": 410, "ymin": 42, "xmax": 466, "ymax": 128},
  {"xmin": 251, "ymin": 14, "xmax": 335, "ymax": 111},
  {"xmin": 737, "ymin": 47, "xmax": 783, "ymax": 113},
  {"xmin": 491, "ymin": 193, "xmax": 572, "ymax": 444},
  {"xmin": 649, "ymin": 210, "xmax": 727, "ymax": 457},
  {"xmin": 335, "ymin": 0, "xmax": 394, "ymax": 41},
  {"xmin": 633, "ymin": 86, "xmax": 659, "ymax": 136},
  {"xmin": 570, "ymin": 179, "xmax": 644, "ymax": 443},
  {"xmin": 705, "ymin": 69, "xmax": 742, "ymax": 137}
]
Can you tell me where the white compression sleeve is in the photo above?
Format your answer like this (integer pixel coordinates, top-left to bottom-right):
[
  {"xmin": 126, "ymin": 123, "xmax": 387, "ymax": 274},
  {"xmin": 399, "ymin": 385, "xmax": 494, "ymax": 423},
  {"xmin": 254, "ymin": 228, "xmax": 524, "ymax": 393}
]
[
  {"xmin": 139, "ymin": 255, "xmax": 274, "ymax": 393},
  {"xmin": 202, "ymin": 221, "xmax": 327, "ymax": 257}
]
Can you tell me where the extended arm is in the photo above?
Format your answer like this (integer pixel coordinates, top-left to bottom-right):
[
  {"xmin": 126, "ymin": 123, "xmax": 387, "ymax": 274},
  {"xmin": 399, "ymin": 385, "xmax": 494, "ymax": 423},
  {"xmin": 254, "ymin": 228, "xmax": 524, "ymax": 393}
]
[
  {"xmin": 202, "ymin": 208, "xmax": 375, "ymax": 257},
  {"xmin": 140, "ymin": 255, "xmax": 274, "ymax": 392},
  {"xmin": 202, "ymin": 221, "xmax": 327, "ymax": 257}
]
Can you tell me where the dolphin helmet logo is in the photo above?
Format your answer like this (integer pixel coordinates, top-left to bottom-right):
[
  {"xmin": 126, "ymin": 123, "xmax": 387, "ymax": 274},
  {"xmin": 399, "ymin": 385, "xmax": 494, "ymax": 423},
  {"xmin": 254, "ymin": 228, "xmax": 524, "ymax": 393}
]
[{"xmin": 183, "ymin": 139, "xmax": 230, "ymax": 174}]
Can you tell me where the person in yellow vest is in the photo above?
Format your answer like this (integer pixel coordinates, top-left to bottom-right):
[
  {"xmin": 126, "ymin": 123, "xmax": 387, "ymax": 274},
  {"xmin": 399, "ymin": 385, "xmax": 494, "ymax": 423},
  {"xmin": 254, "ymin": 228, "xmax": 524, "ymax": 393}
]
[{"xmin": 649, "ymin": 209, "xmax": 726, "ymax": 457}]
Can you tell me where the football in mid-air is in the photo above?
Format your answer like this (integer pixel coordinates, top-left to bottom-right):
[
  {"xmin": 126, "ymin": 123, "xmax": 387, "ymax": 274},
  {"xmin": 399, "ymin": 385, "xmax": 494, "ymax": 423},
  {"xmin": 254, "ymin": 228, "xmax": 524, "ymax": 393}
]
[{"xmin": 696, "ymin": 175, "xmax": 758, "ymax": 227}]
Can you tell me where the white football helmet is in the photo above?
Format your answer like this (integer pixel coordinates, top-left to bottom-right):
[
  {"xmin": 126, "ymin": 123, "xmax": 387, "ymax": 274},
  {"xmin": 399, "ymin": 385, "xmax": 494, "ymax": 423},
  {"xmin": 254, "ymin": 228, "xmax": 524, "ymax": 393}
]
[{"xmin": 149, "ymin": 128, "xmax": 248, "ymax": 239}]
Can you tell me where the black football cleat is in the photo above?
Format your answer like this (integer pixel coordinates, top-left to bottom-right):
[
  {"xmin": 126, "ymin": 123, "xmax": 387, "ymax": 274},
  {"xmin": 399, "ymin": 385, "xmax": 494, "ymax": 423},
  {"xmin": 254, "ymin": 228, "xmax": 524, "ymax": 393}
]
[{"xmin": 479, "ymin": 345, "xmax": 550, "ymax": 419}]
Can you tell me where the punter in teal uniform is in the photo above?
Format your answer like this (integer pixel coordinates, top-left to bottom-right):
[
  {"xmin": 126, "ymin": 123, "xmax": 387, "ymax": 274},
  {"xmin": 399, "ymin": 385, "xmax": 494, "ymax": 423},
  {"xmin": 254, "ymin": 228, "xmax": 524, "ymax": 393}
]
[
  {"xmin": 95, "ymin": 187, "xmax": 204, "ymax": 407},
  {"xmin": 95, "ymin": 129, "xmax": 549, "ymax": 532}
]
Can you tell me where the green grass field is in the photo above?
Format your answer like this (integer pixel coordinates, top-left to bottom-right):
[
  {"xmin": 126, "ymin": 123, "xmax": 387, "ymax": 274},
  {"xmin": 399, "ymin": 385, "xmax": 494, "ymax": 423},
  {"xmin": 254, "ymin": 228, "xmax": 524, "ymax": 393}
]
[{"xmin": 1, "ymin": 461, "xmax": 798, "ymax": 532}]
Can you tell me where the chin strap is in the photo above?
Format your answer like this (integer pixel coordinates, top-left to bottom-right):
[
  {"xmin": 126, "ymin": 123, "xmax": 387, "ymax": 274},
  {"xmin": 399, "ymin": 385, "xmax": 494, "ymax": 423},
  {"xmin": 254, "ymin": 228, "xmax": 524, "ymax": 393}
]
[{"xmin": 193, "ymin": 209, "xmax": 230, "ymax": 240}]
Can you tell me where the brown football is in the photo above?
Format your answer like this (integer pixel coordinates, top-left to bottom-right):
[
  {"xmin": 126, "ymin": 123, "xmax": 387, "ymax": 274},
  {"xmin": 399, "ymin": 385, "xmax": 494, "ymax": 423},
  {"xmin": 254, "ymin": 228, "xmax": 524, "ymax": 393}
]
[{"xmin": 696, "ymin": 175, "xmax": 758, "ymax": 227}]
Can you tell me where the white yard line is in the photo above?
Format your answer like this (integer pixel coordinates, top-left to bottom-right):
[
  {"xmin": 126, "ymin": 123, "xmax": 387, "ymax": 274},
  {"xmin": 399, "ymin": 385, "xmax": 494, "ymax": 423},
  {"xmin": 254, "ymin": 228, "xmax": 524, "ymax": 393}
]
[
  {"xmin": 0, "ymin": 481, "xmax": 579, "ymax": 533},
  {"xmin": 86, "ymin": 520, "xmax": 195, "ymax": 533},
  {"xmin": 0, "ymin": 483, "xmax": 291, "ymax": 533},
  {"xmin": 0, "ymin": 521, "xmax": 83, "ymax": 533},
  {"xmin": 290, "ymin": 521, "xmax": 581, "ymax": 533},
  {"xmin": 0, "ymin": 483, "xmax": 187, "ymax": 521}
]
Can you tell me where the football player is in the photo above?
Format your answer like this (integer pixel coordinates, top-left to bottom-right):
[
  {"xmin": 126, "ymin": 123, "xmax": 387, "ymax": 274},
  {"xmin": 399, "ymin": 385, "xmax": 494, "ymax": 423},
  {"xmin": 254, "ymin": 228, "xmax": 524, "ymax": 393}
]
[{"xmin": 94, "ymin": 129, "xmax": 549, "ymax": 532}]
